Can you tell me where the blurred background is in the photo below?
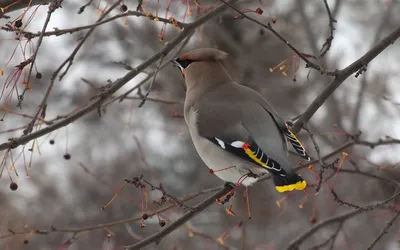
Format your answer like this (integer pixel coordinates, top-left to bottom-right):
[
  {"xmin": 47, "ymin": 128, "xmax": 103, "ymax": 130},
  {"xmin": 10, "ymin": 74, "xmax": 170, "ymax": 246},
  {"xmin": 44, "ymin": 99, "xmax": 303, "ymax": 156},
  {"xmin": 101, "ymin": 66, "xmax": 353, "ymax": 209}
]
[{"xmin": 1, "ymin": 0, "xmax": 400, "ymax": 249}]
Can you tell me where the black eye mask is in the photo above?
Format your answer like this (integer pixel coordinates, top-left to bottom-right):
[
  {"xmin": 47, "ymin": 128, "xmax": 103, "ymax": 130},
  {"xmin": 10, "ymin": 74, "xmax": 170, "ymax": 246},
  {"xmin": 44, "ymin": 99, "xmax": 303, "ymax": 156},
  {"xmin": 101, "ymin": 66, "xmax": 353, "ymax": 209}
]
[{"xmin": 172, "ymin": 58, "xmax": 195, "ymax": 70}]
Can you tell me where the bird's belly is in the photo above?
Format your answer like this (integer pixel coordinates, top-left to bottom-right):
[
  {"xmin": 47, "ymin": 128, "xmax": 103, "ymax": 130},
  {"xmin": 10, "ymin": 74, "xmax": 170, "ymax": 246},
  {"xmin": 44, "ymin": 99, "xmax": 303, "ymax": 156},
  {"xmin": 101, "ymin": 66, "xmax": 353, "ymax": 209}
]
[{"xmin": 189, "ymin": 131, "xmax": 266, "ymax": 186}]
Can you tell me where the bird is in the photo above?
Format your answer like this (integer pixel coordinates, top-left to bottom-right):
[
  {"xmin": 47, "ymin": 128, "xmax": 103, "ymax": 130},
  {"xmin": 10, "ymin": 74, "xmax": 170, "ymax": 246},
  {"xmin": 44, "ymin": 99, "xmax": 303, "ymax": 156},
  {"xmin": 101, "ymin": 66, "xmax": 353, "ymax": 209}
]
[{"xmin": 171, "ymin": 48, "xmax": 310, "ymax": 192}]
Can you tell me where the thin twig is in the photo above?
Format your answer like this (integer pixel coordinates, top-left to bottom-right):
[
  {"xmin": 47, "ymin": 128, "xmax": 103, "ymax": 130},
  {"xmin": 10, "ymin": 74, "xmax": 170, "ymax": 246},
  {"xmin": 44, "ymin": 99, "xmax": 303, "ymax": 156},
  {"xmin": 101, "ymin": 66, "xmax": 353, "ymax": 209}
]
[
  {"xmin": 366, "ymin": 209, "xmax": 400, "ymax": 250},
  {"xmin": 137, "ymin": 178, "xmax": 196, "ymax": 211},
  {"xmin": 287, "ymin": 210, "xmax": 362, "ymax": 250},
  {"xmin": 0, "ymin": 185, "xmax": 225, "ymax": 240},
  {"xmin": 0, "ymin": 0, "xmax": 51, "ymax": 14},
  {"xmin": 219, "ymin": 0, "xmax": 336, "ymax": 76},
  {"xmin": 77, "ymin": 0, "xmax": 94, "ymax": 14},
  {"xmin": 303, "ymin": 124, "xmax": 325, "ymax": 193},
  {"xmin": 320, "ymin": 0, "xmax": 338, "ymax": 57},
  {"xmin": 138, "ymin": 54, "xmax": 166, "ymax": 107},
  {"xmin": 22, "ymin": 0, "xmax": 122, "ymax": 135},
  {"xmin": 308, "ymin": 222, "xmax": 343, "ymax": 250},
  {"xmin": 59, "ymin": 1, "xmax": 122, "ymax": 80},
  {"xmin": 186, "ymin": 226, "xmax": 230, "ymax": 250},
  {"xmin": 351, "ymin": 0, "xmax": 395, "ymax": 133},
  {"xmin": 330, "ymin": 189, "xmax": 400, "ymax": 212},
  {"xmin": 296, "ymin": 0, "xmax": 319, "ymax": 57},
  {"xmin": 257, "ymin": 137, "xmax": 400, "ymax": 183},
  {"xmin": 18, "ymin": 0, "xmax": 62, "ymax": 107},
  {"xmin": 113, "ymin": 32, "xmax": 193, "ymax": 106},
  {"xmin": 15, "ymin": 10, "xmax": 187, "ymax": 39}
]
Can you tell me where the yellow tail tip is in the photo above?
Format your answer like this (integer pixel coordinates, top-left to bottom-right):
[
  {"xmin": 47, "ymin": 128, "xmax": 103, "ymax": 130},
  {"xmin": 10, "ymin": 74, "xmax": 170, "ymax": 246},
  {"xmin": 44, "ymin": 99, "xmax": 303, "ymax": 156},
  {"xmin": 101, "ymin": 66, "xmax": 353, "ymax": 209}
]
[{"xmin": 275, "ymin": 180, "xmax": 307, "ymax": 193}]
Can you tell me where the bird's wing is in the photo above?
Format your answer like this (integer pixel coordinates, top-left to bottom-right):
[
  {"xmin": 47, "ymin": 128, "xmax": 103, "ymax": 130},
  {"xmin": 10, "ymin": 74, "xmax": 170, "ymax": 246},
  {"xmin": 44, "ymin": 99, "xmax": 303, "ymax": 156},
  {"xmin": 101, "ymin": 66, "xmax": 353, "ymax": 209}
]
[{"xmin": 191, "ymin": 85, "xmax": 289, "ymax": 175}]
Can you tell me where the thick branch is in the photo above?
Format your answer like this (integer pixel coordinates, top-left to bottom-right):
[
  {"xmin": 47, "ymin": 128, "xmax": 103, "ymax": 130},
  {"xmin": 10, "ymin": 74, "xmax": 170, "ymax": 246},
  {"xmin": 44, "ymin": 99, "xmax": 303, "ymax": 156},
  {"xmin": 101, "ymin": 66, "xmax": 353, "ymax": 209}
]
[
  {"xmin": 291, "ymin": 24, "xmax": 400, "ymax": 133},
  {"xmin": 124, "ymin": 185, "xmax": 233, "ymax": 250}
]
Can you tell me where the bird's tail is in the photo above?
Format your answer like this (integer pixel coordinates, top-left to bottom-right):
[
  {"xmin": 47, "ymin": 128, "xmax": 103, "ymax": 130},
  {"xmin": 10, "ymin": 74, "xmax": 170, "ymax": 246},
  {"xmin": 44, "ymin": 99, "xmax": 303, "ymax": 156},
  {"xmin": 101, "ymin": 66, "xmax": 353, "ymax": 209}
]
[{"xmin": 273, "ymin": 173, "xmax": 306, "ymax": 193}]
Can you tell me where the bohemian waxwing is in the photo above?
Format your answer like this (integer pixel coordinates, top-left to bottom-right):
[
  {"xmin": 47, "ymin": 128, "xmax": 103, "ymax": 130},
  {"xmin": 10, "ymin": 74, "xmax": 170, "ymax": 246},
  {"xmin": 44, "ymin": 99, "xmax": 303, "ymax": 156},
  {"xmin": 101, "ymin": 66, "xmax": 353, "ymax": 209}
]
[{"xmin": 172, "ymin": 48, "xmax": 310, "ymax": 192}]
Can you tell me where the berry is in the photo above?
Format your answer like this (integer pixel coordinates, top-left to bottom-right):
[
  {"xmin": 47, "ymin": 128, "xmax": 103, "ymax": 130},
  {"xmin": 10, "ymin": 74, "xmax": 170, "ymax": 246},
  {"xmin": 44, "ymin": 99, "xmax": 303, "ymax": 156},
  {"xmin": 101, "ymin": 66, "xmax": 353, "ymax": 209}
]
[
  {"xmin": 63, "ymin": 153, "xmax": 71, "ymax": 160},
  {"xmin": 120, "ymin": 4, "xmax": 128, "ymax": 12},
  {"xmin": 36, "ymin": 72, "xmax": 42, "ymax": 79},
  {"xmin": 159, "ymin": 220, "xmax": 166, "ymax": 227},
  {"xmin": 49, "ymin": 139, "xmax": 55, "ymax": 145},
  {"xmin": 15, "ymin": 20, "xmax": 23, "ymax": 28},
  {"xmin": 9, "ymin": 182, "xmax": 18, "ymax": 191},
  {"xmin": 142, "ymin": 213, "xmax": 149, "ymax": 220}
]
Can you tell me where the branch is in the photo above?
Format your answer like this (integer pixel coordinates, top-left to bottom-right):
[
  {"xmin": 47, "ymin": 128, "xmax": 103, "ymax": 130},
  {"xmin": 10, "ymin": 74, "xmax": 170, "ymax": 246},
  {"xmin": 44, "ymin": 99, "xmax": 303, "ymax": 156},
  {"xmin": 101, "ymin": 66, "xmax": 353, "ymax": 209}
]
[
  {"xmin": 0, "ymin": 0, "xmax": 237, "ymax": 151},
  {"xmin": 218, "ymin": 1, "xmax": 400, "ymax": 134},
  {"xmin": 219, "ymin": 0, "xmax": 336, "ymax": 76},
  {"xmin": 0, "ymin": 0, "xmax": 50, "ymax": 15},
  {"xmin": 320, "ymin": 0, "xmax": 338, "ymax": 57},
  {"xmin": 124, "ymin": 185, "xmax": 234, "ymax": 250},
  {"xmin": 330, "ymin": 189, "xmax": 400, "ymax": 212},
  {"xmin": 351, "ymin": 0, "xmax": 396, "ymax": 133},
  {"xmin": 308, "ymin": 222, "xmax": 343, "ymax": 250},
  {"xmin": 23, "ymin": 0, "xmax": 122, "ymax": 135},
  {"xmin": 291, "ymin": 24, "xmax": 400, "ymax": 133},
  {"xmin": 131, "ymin": 178, "xmax": 196, "ymax": 211},
  {"xmin": 14, "ymin": 10, "xmax": 187, "ymax": 39},
  {"xmin": 18, "ymin": 0, "xmax": 62, "ymax": 107},
  {"xmin": 287, "ymin": 210, "xmax": 362, "ymax": 250},
  {"xmin": 0, "ymin": 185, "xmax": 224, "ymax": 240},
  {"xmin": 257, "ymin": 137, "xmax": 400, "ymax": 183},
  {"xmin": 366, "ymin": 209, "xmax": 400, "ymax": 250}
]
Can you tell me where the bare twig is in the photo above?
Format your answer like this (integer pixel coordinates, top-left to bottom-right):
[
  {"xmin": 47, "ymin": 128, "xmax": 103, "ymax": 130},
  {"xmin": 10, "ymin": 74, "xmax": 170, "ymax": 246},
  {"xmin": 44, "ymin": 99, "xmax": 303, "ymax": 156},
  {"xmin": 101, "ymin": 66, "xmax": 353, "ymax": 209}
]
[
  {"xmin": 0, "ymin": 0, "xmax": 50, "ymax": 14},
  {"xmin": 219, "ymin": 0, "xmax": 336, "ymax": 76},
  {"xmin": 0, "ymin": 0, "xmax": 236, "ymax": 151},
  {"xmin": 0, "ymin": 185, "xmax": 225, "ymax": 240},
  {"xmin": 16, "ymin": 10, "xmax": 187, "ymax": 39},
  {"xmin": 132, "ymin": 178, "xmax": 196, "ymax": 211},
  {"xmin": 308, "ymin": 222, "xmax": 343, "ymax": 250},
  {"xmin": 138, "ymin": 54, "xmax": 166, "ymax": 108},
  {"xmin": 320, "ymin": 0, "xmax": 338, "ymax": 57},
  {"xmin": 303, "ymin": 124, "xmax": 325, "ymax": 193},
  {"xmin": 296, "ymin": 0, "xmax": 319, "ymax": 57},
  {"xmin": 185, "ymin": 226, "xmax": 230, "ymax": 250},
  {"xmin": 77, "ymin": 0, "xmax": 94, "ymax": 14},
  {"xmin": 287, "ymin": 210, "xmax": 362, "ymax": 250},
  {"xmin": 58, "ymin": 1, "xmax": 122, "ymax": 80},
  {"xmin": 22, "ymin": 0, "xmax": 122, "ymax": 135},
  {"xmin": 114, "ymin": 31, "xmax": 193, "ymax": 106},
  {"xmin": 124, "ymin": 185, "xmax": 234, "ymax": 250},
  {"xmin": 351, "ymin": 0, "xmax": 395, "ymax": 133},
  {"xmin": 18, "ymin": 0, "xmax": 62, "ymax": 107},
  {"xmin": 330, "ymin": 189, "xmax": 400, "ymax": 212},
  {"xmin": 366, "ymin": 209, "xmax": 400, "ymax": 250},
  {"xmin": 257, "ymin": 137, "xmax": 400, "ymax": 183}
]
